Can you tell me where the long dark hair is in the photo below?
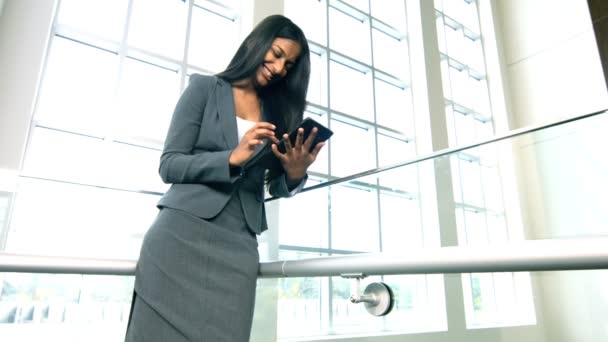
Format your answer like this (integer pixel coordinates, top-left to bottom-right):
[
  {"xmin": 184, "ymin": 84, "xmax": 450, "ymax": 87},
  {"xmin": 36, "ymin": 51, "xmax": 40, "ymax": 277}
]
[{"xmin": 216, "ymin": 15, "xmax": 311, "ymax": 181}]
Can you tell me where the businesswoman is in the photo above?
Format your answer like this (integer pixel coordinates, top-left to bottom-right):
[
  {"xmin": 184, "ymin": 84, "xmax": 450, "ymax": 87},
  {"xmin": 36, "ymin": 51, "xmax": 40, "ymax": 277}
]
[{"xmin": 124, "ymin": 15, "xmax": 323, "ymax": 342}]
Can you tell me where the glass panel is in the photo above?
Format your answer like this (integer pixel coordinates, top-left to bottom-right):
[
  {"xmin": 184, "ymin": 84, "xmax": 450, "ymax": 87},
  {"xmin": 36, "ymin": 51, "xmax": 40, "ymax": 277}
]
[
  {"xmin": 115, "ymin": 58, "xmax": 181, "ymax": 147},
  {"xmin": 127, "ymin": 0, "xmax": 187, "ymax": 61},
  {"xmin": 329, "ymin": 7, "xmax": 371, "ymax": 64},
  {"xmin": 329, "ymin": 60, "xmax": 373, "ymax": 121},
  {"xmin": 284, "ymin": 0, "xmax": 327, "ymax": 46},
  {"xmin": 329, "ymin": 118, "xmax": 376, "ymax": 177},
  {"xmin": 376, "ymin": 134, "xmax": 417, "ymax": 192},
  {"xmin": 275, "ymin": 250, "xmax": 326, "ymax": 339},
  {"xmin": 0, "ymin": 273, "xmax": 133, "ymax": 340},
  {"xmin": 56, "ymin": 0, "xmax": 129, "ymax": 42},
  {"xmin": 306, "ymin": 51, "xmax": 327, "ymax": 107},
  {"xmin": 379, "ymin": 192, "xmax": 422, "ymax": 252},
  {"xmin": 374, "ymin": 79, "xmax": 414, "ymax": 135},
  {"xmin": 21, "ymin": 127, "xmax": 167, "ymax": 194},
  {"xmin": 341, "ymin": 0, "xmax": 369, "ymax": 14},
  {"xmin": 370, "ymin": 0, "xmax": 407, "ymax": 32},
  {"xmin": 330, "ymin": 183, "xmax": 379, "ymax": 252},
  {"xmin": 35, "ymin": 37, "xmax": 117, "ymax": 136},
  {"xmin": 5, "ymin": 177, "xmax": 158, "ymax": 259},
  {"xmin": 188, "ymin": 6, "xmax": 240, "ymax": 72},
  {"xmin": 372, "ymin": 28, "xmax": 409, "ymax": 80},
  {"xmin": 277, "ymin": 179, "xmax": 329, "ymax": 248}
]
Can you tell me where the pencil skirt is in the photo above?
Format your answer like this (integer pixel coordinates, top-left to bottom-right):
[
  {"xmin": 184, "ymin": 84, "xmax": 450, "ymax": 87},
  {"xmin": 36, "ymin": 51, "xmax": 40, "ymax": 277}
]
[{"xmin": 124, "ymin": 194, "xmax": 259, "ymax": 342}]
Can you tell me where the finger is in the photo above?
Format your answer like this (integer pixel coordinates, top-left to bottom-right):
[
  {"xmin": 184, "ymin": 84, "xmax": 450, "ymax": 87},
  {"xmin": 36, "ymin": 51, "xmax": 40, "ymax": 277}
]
[
  {"xmin": 303, "ymin": 127, "xmax": 318, "ymax": 152},
  {"xmin": 294, "ymin": 128, "xmax": 304, "ymax": 149},
  {"xmin": 254, "ymin": 122, "xmax": 276, "ymax": 130},
  {"xmin": 310, "ymin": 141, "xmax": 325, "ymax": 157},
  {"xmin": 253, "ymin": 128, "xmax": 277, "ymax": 140},
  {"xmin": 271, "ymin": 144, "xmax": 287, "ymax": 161},
  {"xmin": 247, "ymin": 139, "xmax": 263, "ymax": 148},
  {"xmin": 282, "ymin": 133, "xmax": 293, "ymax": 153}
]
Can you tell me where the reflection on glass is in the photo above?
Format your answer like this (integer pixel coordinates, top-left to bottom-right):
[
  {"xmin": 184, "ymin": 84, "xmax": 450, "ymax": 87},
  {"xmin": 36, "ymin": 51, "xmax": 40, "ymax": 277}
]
[
  {"xmin": 0, "ymin": 273, "xmax": 133, "ymax": 340},
  {"xmin": 276, "ymin": 250, "xmax": 325, "ymax": 339}
]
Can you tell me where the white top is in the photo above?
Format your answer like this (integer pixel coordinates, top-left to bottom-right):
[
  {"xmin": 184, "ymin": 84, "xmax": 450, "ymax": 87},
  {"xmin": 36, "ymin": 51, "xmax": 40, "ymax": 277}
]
[{"xmin": 236, "ymin": 116, "xmax": 256, "ymax": 142}]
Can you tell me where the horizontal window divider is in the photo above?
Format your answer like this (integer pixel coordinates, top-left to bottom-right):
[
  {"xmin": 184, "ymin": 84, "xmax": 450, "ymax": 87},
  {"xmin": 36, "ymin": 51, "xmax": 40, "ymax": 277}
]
[
  {"xmin": 17, "ymin": 175, "xmax": 164, "ymax": 197},
  {"xmin": 305, "ymin": 102, "xmax": 329, "ymax": 116},
  {"xmin": 308, "ymin": 42, "xmax": 327, "ymax": 56},
  {"xmin": 454, "ymin": 202, "xmax": 505, "ymax": 216},
  {"xmin": 376, "ymin": 126, "xmax": 414, "ymax": 142},
  {"xmin": 454, "ymin": 150, "xmax": 481, "ymax": 163},
  {"xmin": 112, "ymin": 138, "xmax": 163, "ymax": 152},
  {"xmin": 375, "ymin": 69, "xmax": 409, "ymax": 89},
  {"xmin": 371, "ymin": 18, "xmax": 406, "ymax": 41},
  {"xmin": 193, "ymin": 0, "xmax": 237, "ymax": 21},
  {"xmin": 435, "ymin": 9, "xmax": 480, "ymax": 40},
  {"xmin": 54, "ymin": 32, "xmax": 120, "ymax": 56},
  {"xmin": 441, "ymin": 53, "xmax": 486, "ymax": 80},
  {"xmin": 125, "ymin": 54, "xmax": 180, "ymax": 73},
  {"xmin": 126, "ymin": 47, "xmax": 182, "ymax": 72},
  {"xmin": 3, "ymin": 237, "xmax": 608, "ymax": 277},
  {"xmin": 329, "ymin": 50, "xmax": 371, "ymax": 74},
  {"xmin": 377, "ymin": 186, "xmax": 417, "ymax": 200},
  {"xmin": 264, "ymin": 109, "xmax": 607, "ymax": 202},
  {"xmin": 445, "ymin": 99, "xmax": 492, "ymax": 122},
  {"xmin": 34, "ymin": 123, "xmax": 106, "ymax": 141},
  {"xmin": 330, "ymin": 111, "xmax": 373, "ymax": 130},
  {"xmin": 329, "ymin": 0, "xmax": 368, "ymax": 22}
]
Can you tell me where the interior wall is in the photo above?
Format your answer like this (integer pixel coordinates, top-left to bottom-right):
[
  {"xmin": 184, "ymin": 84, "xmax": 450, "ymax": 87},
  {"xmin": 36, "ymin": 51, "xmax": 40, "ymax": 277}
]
[
  {"xmin": 0, "ymin": 0, "xmax": 57, "ymax": 171},
  {"xmin": 494, "ymin": 0, "xmax": 608, "ymax": 341}
]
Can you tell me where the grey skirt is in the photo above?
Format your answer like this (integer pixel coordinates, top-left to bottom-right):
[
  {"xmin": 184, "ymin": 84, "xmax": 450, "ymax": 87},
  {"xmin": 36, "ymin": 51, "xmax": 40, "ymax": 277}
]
[{"xmin": 125, "ymin": 193, "xmax": 259, "ymax": 342}]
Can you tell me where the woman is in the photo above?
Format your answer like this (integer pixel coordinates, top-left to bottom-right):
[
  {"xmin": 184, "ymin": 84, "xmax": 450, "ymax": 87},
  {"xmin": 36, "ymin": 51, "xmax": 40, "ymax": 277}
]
[{"xmin": 125, "ymin": 15, "xmax": 323, "ymax": 342}]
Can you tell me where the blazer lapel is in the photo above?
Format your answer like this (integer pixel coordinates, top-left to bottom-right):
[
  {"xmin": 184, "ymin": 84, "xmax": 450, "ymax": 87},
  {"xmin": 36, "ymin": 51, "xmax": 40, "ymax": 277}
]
[{"xmin": 215, "ymin": 79, "xmax": 238, "ymax": 149}]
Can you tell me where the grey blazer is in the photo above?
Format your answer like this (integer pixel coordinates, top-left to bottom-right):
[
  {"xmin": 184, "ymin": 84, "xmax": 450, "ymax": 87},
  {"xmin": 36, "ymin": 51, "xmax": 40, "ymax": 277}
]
[{"xmin": 156, "ymin": 74, "xmax": 306, "ymax": 234}]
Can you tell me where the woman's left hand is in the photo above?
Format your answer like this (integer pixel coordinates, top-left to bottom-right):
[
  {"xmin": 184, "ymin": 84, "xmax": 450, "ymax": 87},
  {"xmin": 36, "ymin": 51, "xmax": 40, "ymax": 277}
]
[{"xmin": 271, "ymin": 127, "xmax": 325, "ymax": 182}]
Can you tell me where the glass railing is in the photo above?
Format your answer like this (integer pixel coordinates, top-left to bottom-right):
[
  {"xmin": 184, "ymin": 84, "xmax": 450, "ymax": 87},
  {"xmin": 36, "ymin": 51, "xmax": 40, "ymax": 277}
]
[{"xmin": 1, "ymin": 109, "xmax": 607, "ymax": 341}]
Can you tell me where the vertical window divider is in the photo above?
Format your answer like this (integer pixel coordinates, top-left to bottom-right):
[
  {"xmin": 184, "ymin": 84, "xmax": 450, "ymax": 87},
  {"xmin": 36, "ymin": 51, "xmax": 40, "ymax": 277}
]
[{"xmin": 181, "ymin": 0, "xmax": 195, "ymax": 90}]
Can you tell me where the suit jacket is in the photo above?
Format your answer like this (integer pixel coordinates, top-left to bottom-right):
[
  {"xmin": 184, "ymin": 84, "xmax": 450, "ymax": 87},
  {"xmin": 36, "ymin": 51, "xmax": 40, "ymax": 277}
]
[{"xmin": 156, "ymin": 74, "xmax": 306, "ymax": 234}]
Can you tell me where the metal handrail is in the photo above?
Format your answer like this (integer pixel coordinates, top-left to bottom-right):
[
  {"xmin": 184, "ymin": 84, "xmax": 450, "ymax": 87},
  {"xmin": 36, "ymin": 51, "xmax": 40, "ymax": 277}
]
[{"xmin": 1, "ymin": 237, "xmax": 608, "ymax": 277}]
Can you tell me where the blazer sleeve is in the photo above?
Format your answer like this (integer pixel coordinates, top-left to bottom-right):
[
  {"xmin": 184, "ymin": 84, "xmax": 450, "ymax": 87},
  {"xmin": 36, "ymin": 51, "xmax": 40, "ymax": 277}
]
[
  {"xmin": 159, "ymin": 74, "xmax": 239, "ymax": 185},
  {"xmin": 268, "ymin": 173, "xmax": 308, "ymax": 198}
]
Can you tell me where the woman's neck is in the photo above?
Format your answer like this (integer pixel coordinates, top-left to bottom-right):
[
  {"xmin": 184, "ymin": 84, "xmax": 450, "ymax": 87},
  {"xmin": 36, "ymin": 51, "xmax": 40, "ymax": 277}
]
[{"xmin": 232, "ymin": 85, "xmax": 261, "ymax": 122}]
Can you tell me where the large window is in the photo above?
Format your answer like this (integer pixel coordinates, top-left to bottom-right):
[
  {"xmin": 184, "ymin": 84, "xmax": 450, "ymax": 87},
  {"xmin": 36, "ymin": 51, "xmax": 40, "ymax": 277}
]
[
  {"xmin": 280, "ymin": 0, "xmax": 446, "ymax": 339},
  {"xmin": 434, "ymin": 0, "xmax": 535, "ymax": 328},
  {"xmin": 0, "ymin": 0, "xmax": 244, "ymax": 336}
]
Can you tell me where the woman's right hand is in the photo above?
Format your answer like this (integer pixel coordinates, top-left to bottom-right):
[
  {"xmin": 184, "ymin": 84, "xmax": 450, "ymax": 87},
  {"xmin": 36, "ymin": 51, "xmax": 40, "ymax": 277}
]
[{"xmin": 229, "ymin": 122, "xmax": 279, "ymax": 167}]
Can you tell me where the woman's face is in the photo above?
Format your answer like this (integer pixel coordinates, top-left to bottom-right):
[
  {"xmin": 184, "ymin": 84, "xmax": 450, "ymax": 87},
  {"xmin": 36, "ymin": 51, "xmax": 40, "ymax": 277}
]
[{"xmin": 254, "ymin": 37, "xmax": 302, "ymax": 88}]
